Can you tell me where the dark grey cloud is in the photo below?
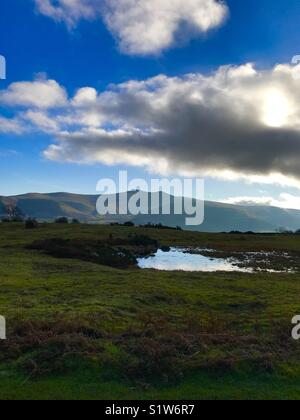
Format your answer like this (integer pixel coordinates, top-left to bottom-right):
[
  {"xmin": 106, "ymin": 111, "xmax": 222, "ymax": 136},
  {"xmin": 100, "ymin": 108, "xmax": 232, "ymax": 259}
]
[
  {"xmin": 44, "ymin": 65, "xmax": 300, "ymax": 185},
  {"xmin": 2, "ymin": 64, "xmax": 300, "ymax": 186}
]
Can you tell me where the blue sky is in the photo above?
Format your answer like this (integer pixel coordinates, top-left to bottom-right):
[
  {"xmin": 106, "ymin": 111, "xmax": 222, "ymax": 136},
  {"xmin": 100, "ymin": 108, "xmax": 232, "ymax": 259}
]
[{"xmin": 1, "ymin": 0, "xmax": 300, "ymax": 208}]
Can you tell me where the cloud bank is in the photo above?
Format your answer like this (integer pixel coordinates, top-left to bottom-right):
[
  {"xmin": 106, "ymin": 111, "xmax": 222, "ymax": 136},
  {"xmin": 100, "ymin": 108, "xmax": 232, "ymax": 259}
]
[
  {"xmin": 2, "ymin": 63, "xmax": 300, "ymax": 188},
  {"xmin": 34, "ymin": 0, "xmax": 228, "ymax": 55},
  {"xmin": 223, "ymin": 194, "xmax": 300, "ymax": 211}
]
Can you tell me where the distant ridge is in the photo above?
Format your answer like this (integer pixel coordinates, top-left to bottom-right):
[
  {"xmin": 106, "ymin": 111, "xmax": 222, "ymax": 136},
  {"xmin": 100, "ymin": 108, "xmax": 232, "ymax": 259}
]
[{"xmin": 1, "ymin": 192, "xmax": 300, "ymax": 233}]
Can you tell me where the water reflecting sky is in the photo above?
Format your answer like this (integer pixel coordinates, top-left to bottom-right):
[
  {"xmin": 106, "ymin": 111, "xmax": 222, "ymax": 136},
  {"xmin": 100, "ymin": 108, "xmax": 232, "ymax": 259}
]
[{"xmin": 138, "ymin": 248, "xmax": 252, "ymax": 273}]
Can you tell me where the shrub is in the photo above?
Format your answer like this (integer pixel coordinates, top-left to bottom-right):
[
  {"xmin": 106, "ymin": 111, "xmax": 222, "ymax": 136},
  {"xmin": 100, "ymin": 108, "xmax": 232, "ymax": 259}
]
[
  {"xmin": 25, "ymin": 218, "xmax": 38, "ymax": 229},
  {"xmin": 129, "ymin": 234, "xmax": 158, "ymax": 247},
  {"xmin": 55, "ymin": 217, "xmax": 69, "ymax": 224},
  {"xmin": 123, "ymin": 221, "xmax": 135, "ymax": 227},
  {"xmin": 141, "ymin": 223, "xmax": 182, "ymax": 231},
  {"xmin": 27, "ymin": 238, "xmax": 138, "ymax": 269}
]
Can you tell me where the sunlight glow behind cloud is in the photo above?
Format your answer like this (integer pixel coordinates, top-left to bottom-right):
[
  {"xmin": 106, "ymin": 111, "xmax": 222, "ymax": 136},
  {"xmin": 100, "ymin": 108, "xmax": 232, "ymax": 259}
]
[{"xmin": 262, "ymin": 90, "xmax": 292, "ymax": 128}]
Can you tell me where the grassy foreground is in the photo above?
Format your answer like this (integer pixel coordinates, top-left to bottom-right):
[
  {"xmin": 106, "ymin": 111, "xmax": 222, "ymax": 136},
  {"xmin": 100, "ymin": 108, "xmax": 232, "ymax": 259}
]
[{"xmin": 0, "ymin": 223, "xmax": 300, "ymax": 400}]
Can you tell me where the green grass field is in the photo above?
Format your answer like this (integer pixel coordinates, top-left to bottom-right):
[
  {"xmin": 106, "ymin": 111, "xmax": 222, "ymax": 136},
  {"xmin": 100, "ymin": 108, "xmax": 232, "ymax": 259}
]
[{"xmin": 0, "ymin": 223, "xmax": 300, "ymax": 400}]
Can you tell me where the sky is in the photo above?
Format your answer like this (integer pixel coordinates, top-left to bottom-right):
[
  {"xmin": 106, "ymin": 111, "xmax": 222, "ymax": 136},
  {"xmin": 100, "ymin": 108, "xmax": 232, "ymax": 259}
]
[{"xmin": 1, "ymin": 0, "xmax": 300, "ymax": 209}]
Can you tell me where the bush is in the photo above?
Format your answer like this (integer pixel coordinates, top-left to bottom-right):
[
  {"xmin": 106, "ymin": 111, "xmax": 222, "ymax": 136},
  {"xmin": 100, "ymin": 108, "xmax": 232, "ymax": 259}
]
[
  {"xmin": 27, "ymin": 238, "xmax": 138, "ymax": 269},
  {"xmin": 72, "ymin": 219, "xmax": 80, "ymax": 224},
  {"xmin": 55, "ymin": 217, "xmax": 69, "ymax": 224},
  {"xmin": 129, "ymin": 234, "xmax": 158, "ymax": 247},
  {"xmin": 141, "ymin": 223, "xmax": 182, "ymax": 231},
  {"xmin": 123, "ymin": 221, "xmax": 135, "ymax": 227},
  {"xmin": 25, "ymin": 218, "xmax": 38, "ymax": 229}
]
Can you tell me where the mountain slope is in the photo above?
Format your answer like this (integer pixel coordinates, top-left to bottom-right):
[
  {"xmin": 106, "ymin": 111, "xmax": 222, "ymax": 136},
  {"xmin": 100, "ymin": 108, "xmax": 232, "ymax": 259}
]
[
  {"xmin": 1, "ymin": 192, "xmax": 300, "ymax": 232},
  {"xmin": 0, "ymin": 193, "xmax": 98, "ymax": 221}
]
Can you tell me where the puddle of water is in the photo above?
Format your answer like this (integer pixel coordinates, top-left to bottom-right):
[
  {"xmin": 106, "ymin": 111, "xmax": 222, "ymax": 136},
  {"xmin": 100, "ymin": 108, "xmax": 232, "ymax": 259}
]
[{"xmin": 138, "ymin": 248, "xmax": 252, "ymax": 273}]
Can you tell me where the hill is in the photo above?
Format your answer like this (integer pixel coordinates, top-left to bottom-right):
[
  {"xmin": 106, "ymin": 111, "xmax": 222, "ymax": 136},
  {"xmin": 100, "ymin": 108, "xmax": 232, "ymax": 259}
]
[{"xmin": 1, "ymin": 191, "xmax": 300, "ymax": 232}]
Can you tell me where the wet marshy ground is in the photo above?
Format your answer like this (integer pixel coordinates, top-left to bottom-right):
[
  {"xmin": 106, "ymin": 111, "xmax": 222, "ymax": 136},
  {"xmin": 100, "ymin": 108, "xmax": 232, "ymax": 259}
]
[
  {"xmin": 138, "ymin": 247, "xmax": 299, "ymax": 273},
  {"xmin": 27, "ymin": 234, "xmax": 300, "ymax": 273},
  {"xmin": 196, "ymin": 248, "xmax": 299, "ymax": 273}
]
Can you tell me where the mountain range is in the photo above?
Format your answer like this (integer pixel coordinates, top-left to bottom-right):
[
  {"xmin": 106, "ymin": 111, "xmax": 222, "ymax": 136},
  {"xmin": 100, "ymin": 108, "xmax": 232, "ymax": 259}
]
[{"xmin": 1, "ymin": 192, "xmax": 300, "ymax": 233}]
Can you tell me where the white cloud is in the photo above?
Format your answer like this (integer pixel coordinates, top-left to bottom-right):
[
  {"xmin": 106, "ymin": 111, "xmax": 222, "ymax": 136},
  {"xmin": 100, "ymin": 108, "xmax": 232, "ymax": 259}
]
[
  {"xmin": 0, "ymin": 79, "xmax": 68, "ymax": 109},
  {"xmin": 102, "ymin": 0, "xmax": 228, "ymax": 55},
  {"xmin": 222, "ymin": 196, "xmax": 276, "ymax": 207},
  {"xmin": 34, "ymin": 0, "xmax": 97, "ymax": 28},
  {"xmin": 72, "ymin": 87, "xmax": 98, "ymax": 106},
  {"xmin": 23, "ymin": 110, "xmax": 60, "ymax": 132},
  {"xmin": 223, "ymin": 193, "xmax": 300, "ymax": 211},
  {"xmin": 0, "ymin": 116, "xmax": 25, "ymax": 134},
  {"xmin": 34, "ymin": 0, "xmax": 228, "ymax": 55}
]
